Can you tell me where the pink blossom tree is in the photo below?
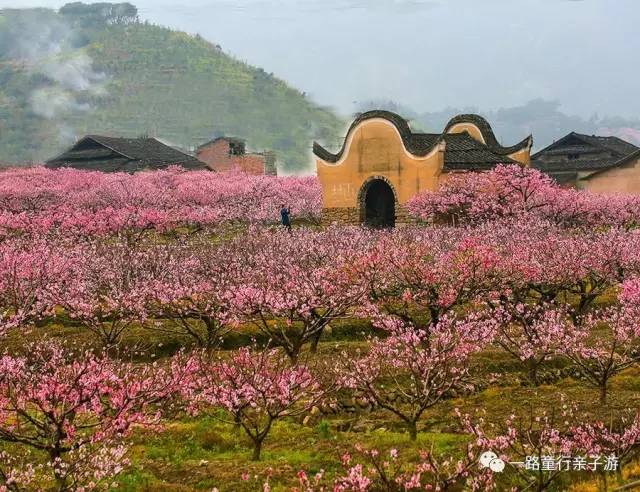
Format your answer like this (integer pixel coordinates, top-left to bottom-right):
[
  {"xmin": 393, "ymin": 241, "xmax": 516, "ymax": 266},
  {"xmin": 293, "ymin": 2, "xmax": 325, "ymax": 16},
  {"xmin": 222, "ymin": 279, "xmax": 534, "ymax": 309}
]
[
  {"xmin": 294, "ymin": 444, "xmax": 497, "ymax": 492},
  {"xmin": 491, "ymin": 302, "xmax": 576, "ymax": 385},
  {"xmin": 480, "ymin": 219, "xmax": 631, "ymax": 317},
  {"xmin": 406, "ymin": 165, "xmax": 561, "ymax": 225},
  {"xmin": 360, "ymin": 227, "xmax": 500, "ymax": 327},
  {"xmin": 407, "ymin": 164, "xmax": 640, "ymax": 229},
  {"xmin": 189, "ymin": 347, "xmax": 324, "ymax": 460},
  {"xmin": 336, "ymin": 314, "xmax": 494, "ymax": 440},
  {"xmin": 0, "ymin": 236, "xmax": 74, "ymax": 336},
  {"xmin": 232, "ymin": 227, "xmax": 372, "ymax": 361},
  {"xmin": 142, "ymin": 238, "xmax": 243, "ymax": 348},
  {"xmin": 571, "ymin": 410, "xmax": 640, "ymax": 480},
  {"xmin": 0, "ymin": 167, "xmax": 322, "ymax": 236},
  {"xmin": 54, "ymin": 239, "xmax": 156, "ymax": 345},
  {"xmin": 0, "ymin": 340, "xmax": 181, "ymax": 491},
  {"xmin": 560, "ymin": 306, "xmax": 640, "ymax": 405},
  {"xmin": 463, "ymin": 407, "xmax": 575, "ymax": 492}
]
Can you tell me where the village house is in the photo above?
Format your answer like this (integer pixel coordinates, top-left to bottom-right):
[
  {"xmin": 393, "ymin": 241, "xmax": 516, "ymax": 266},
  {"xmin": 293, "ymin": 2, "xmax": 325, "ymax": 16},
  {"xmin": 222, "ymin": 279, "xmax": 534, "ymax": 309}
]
[
  {"xmin": 196, "ymin": 137, "xmax": 277, "ymax": 175},
  {"xmin": 313, "ymin": 110, "xmax": 533, "ymax": 227},
  {"xmin": 531, "ymin": 132, "xmax": 639, "ymax": 187},
  {"xmin": 46, "ymin": 135, "xmax": 208, "ymax": 172},
  {"xmin": 577, "ymin": 149, "xmax": 640, "ymax": 193}
]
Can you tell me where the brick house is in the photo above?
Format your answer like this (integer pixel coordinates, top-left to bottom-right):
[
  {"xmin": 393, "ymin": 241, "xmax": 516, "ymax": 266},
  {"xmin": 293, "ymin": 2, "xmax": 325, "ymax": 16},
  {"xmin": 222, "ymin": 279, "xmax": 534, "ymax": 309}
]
[{"xmin": 196, "ymin": 137, "xmax": 277, "ymax": 175}]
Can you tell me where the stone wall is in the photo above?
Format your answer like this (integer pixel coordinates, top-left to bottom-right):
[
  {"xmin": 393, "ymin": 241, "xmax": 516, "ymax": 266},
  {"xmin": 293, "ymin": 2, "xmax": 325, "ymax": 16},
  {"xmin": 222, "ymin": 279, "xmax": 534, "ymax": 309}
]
[
  {"xmin": 321, "ymin": 204, "xmax": 415, "ymax": 227},
  {"xmin": 321, "ymin": 207, "xmax": 359, "ymax": 226}
]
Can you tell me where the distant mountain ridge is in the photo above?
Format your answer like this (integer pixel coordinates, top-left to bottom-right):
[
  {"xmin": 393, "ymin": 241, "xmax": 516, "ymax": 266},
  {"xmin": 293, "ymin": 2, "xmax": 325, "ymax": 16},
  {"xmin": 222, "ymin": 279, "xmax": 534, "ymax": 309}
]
[{"xmin": 0, "ymin": 5, "xmax": 345, "ymax": 172}]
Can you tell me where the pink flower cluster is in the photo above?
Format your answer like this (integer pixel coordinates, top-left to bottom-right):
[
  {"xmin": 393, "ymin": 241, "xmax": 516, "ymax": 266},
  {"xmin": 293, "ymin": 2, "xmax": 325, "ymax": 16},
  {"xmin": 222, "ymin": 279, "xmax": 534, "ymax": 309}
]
[
  {"xmin": 0, "ymin": 340, "xmax": 189, "ymax": 491},
  {"xmin": 407, "ymin": 164, "xmax": 640, "ymax": 228}
]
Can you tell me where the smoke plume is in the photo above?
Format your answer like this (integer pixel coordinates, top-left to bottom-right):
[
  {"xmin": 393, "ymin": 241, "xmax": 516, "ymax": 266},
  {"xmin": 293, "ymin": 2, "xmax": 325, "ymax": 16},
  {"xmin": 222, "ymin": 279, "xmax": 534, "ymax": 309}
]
[{"xmin": 4, "ymin": 9, "xmax": 108, "ymax": 143}]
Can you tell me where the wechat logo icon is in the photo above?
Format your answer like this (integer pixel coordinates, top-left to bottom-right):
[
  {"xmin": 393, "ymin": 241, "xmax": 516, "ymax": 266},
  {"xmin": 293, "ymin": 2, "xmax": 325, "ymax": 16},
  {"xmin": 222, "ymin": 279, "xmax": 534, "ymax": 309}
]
[{"xmin": 480, "ymin": 451, "xmax": 506, "ymax": 473}]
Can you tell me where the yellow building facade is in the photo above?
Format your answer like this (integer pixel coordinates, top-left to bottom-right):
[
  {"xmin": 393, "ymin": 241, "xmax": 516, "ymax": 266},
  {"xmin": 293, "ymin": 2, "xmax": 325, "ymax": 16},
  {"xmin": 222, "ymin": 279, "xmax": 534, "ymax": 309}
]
[
  {"xmin": 314, "ymin": 110, "xmax": 532, "ymax": 227},
  {"xmin": 579, "ymin": 150, "xmax": 640, "ymax": 193}
]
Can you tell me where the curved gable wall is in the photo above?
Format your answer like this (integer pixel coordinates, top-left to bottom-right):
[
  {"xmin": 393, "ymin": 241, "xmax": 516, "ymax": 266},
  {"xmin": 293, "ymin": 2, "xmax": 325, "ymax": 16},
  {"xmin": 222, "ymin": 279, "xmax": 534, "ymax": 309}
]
[
  {"xmin": 447, "ymin": 123, "xmax": 487, "ymax": 144},
  {"xmin": 315, "ymin": 111, "xmax": 531, "ymax": 224},
  {"xmin": 316, "ymin": 118, "xmax": 444, "ymax": 212},
  {"xmin": 446, "ymin": 122, "xmax": 530, "ymax": 166}
]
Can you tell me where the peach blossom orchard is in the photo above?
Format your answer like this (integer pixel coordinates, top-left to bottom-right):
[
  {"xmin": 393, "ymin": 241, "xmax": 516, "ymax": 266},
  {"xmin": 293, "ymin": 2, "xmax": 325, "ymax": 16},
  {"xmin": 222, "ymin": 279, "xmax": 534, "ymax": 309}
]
[{"xmin": 1, "ymin": 165, "xmax": 640, "ymax": 491}]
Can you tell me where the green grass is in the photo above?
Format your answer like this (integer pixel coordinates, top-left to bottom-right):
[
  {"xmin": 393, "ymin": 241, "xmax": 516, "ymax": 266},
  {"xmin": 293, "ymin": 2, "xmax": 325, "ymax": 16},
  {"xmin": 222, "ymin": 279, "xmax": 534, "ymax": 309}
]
[{"xmin": 116, "ymin": 412, "xmax": 472, "ymax": 491}]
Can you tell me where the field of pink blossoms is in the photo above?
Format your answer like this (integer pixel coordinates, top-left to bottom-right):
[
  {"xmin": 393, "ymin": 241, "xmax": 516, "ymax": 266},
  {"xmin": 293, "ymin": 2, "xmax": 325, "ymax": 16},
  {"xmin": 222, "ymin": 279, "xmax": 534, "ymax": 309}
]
[{"xmin": 1, "ymin": 165, "xmax": 640, "ymax": 491}]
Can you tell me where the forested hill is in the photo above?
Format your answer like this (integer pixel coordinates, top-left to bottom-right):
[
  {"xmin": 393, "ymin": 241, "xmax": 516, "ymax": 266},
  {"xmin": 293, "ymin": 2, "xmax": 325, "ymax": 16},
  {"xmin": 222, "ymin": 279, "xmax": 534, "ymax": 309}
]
[{"xmin": 0, "ymin": 4, "xmax": 344, "ymax": 172}]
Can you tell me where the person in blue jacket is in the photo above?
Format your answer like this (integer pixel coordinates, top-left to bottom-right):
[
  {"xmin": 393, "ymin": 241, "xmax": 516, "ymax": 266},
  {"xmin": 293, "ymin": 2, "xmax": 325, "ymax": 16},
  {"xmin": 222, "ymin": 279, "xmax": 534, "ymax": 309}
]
[{"xmin": 280, "ymin": 204, "xmax": 291, "ymax": 231}]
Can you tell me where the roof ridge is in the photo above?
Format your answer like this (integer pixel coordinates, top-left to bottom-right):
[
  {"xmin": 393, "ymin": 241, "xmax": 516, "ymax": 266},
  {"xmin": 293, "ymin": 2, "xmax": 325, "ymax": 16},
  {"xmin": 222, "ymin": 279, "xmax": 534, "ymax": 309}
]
[
  {"xmin": 573, "ymin": 133, "xmax": 638, "ymax": 156},
  {"xmin": 313, "ymin": 110, "xmax": 445, "ymax": 163},
  {"xmin": 313, "ymin": 110, "xmax": 529, "ymax": 165}
]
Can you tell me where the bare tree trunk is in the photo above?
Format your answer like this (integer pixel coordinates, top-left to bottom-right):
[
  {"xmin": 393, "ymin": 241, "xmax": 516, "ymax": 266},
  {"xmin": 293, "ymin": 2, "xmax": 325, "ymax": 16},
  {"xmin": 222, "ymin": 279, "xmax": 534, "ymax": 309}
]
[
  {"xmin": 310, "ymin": 328, "xmax": 323, "ymax": 353},
  {"xmin": 527, "ymin": 358, "xmax": 539, "ymax": 386},
  {"xmin": 252, "ymin": 438, "xmax": 263, "ymax": 461},
  {"xmin": 600, "ymin": 383, "xmax": 608, "ymax": 406},
  {"xmin": 408, "ymin": 421, "xmax": 418, "ymax": 441}
]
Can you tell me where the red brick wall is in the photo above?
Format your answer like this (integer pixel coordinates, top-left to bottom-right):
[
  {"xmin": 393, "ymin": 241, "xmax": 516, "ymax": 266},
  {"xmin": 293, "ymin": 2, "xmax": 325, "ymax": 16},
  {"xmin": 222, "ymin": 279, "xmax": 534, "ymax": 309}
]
[{"xmin": 197, "ymin": 140, "xmax": 267, "ymax": 175}]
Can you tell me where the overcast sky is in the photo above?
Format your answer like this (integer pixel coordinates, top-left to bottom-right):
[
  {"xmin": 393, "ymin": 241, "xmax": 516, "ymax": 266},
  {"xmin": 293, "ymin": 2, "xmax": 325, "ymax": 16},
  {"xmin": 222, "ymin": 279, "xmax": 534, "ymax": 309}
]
[{"xmin": 2, "ymin": 0, "xmax": 639, "ymax": 119}]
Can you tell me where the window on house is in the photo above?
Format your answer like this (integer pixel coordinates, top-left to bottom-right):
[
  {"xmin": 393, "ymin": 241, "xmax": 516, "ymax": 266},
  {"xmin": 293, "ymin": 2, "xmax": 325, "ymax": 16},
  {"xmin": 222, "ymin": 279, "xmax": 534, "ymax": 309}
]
[
  {"xmin": 568, "ymin": 153, "xmax": 580, "ymax": 160},
  {"xmin": 229, "ymin": 141, "xmax": 245, "ymax": 156}
]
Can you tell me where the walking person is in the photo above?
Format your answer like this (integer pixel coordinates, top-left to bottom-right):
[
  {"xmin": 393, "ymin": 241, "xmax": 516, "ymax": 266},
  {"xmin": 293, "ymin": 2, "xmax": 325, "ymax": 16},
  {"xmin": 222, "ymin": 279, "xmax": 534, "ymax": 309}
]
[{"xmin": 280, "ymin": 204, "xmax": 292, "ymax": 231}]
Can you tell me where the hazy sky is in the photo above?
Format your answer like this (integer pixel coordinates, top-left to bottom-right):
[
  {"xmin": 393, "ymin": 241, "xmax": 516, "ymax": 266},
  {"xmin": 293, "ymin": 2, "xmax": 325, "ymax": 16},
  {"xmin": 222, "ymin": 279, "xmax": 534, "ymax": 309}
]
[{"xmin": 3, "ymin": 0, "xmax": 639, "ymax": 119}]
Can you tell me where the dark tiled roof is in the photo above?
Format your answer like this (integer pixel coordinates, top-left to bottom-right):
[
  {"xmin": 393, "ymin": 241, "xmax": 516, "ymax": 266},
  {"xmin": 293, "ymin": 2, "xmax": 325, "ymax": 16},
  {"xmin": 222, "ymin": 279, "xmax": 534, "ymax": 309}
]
[
  {"xmin": 313, "ymin": 110, "xmax": 524, "ymax": 171},
  {"xmin": 442, "ymin": 133, "xmax": 516, "ymax": 170},
  {"xmin": 47, "ymin": 136, "xmax": 208, "ymax": 172},
  {"xmin": 531, "ymin": 132, "xmax": 639, "ymax": 173},
  {"xmin": 574, "ymin": 133, "xmax": 639, "ymax": 157},
  {"xmin": 534, "ymin": 160, "xmax": 620, "ymax": 172},
  {"xmin": 548, "ymin": 172, "xmax": 579, "ymax": 185},
  {"xmin": 531, "ymin": 132, "xmax": 639, "ymax": 160}
]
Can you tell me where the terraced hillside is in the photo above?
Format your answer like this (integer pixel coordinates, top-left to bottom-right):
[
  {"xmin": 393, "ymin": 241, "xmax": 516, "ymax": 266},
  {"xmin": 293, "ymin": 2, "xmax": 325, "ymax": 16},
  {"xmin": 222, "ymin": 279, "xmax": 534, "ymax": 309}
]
[{"xmin": 0, "ymin": 7, "xmax": 344, "ymax": 172}]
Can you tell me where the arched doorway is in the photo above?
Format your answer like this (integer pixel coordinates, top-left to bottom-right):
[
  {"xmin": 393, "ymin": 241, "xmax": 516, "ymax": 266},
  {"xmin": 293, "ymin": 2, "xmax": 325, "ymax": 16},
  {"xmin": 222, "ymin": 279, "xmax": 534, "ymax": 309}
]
[{"xmin": 361, "ymin": 178, "xmax": 396, "ymax": 228}]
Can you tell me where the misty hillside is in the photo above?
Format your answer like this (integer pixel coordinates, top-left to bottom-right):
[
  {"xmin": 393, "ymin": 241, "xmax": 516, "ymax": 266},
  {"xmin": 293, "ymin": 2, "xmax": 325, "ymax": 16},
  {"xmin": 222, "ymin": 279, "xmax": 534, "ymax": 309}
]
[{"xmin": 0, "ymin": 5, "xmax": 344, "ymax": 172}]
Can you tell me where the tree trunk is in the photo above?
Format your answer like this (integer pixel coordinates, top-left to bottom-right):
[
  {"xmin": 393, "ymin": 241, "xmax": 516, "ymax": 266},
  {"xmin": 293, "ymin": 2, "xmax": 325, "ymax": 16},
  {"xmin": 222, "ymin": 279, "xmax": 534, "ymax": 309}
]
[
  {"xmin": 286, "ymin": 343, "xmax": 300, "ymax": 364},
  {"xmin": 600, "ymin": 383, "xmax": 608, "ymax": 406},
  {"xmin": 252, "ymin": 439, "xmax": 263, "ymax": 461},
  {"xmin": 49, "ymin": 447, "xmax": 66, "ymax": 491},
  {"xmin": 527, "ymin": 358, "xmax": 539, "ymax": 386},
  {"xmin": 408, "ymin": 421, "xmax": 418, "ymax": 441},
  {"xmin": 310, "ymin": 329, "xmax": 323, "ymax": 353}
]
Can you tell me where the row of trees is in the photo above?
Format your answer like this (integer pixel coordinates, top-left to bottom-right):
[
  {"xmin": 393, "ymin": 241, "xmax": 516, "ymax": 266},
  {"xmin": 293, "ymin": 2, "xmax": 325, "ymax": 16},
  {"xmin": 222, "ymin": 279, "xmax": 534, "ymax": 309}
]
[
  {"xmin": 2, "ymin": 221, "xmax": 640, "ymax": 397},
  {"xmin": 1, "ymin": 165, "xmax": 640, "ymax": 236},
  {"xmin": 407, "ymin": 164, "xmax": 640, "ymax": 229},
  {"xmin": 3, "ymin": 166, "xmax": 640, "ymax": 489},
  {"xmin": 0, "ymin": 167, "xmax": 321, "ymax": 236},
  {"xmin": 2, "ymin": 332, "xmax": 640, "ymax": 491},
  {"xmin": 60, "ymin": 2, "xmax": 139, "ymax": 27}
]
